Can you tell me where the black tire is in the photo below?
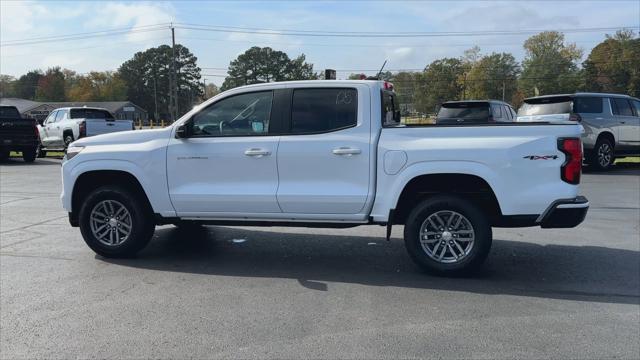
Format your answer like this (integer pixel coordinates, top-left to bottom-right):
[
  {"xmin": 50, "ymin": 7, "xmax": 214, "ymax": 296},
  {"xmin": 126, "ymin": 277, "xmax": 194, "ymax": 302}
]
[
  {"xmin": 0, "ymin": 150, "xmax": 8, "ymax": 161},
  {"xmin": 78, "ymin": 185, "xmax": 155, "ymax": 258},
  {"xmin": 64, "ymin": 133, "xmax": 74, "ymax": 148},
  {"xmin": 404, "ymin": 195, "xmax": 492, "ymax": 276},
  {"xmin": 22, "ymin": 149, "xmax": 37, "ymax": 163},
  {"xmin": 37, "ymin": 145, "xmax": 47, "ymax": 158},
  {"xmin": 588, "ymin": 138, "xmax": 614, "ymax": 171}
]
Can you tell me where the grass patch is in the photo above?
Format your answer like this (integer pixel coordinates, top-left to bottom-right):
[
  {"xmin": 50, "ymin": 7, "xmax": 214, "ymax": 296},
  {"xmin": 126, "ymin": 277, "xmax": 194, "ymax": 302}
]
[
  {"xmin": 10, "ymin": 151, "xmax": 65, "ymax": 158},
  {"xmin": 615, "ymin": 157, "xmax": 640, "ymax": 163}
]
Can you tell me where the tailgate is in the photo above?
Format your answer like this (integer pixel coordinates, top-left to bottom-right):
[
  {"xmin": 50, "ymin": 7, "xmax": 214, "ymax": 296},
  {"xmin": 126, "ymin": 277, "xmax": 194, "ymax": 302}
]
[
  {"xmin": 0, "ymin": 119, "xmax": 38, "ymax": 145},
  {"xmin": 85, "ymin": 119, "xmax": 133, "ymax": 137}
]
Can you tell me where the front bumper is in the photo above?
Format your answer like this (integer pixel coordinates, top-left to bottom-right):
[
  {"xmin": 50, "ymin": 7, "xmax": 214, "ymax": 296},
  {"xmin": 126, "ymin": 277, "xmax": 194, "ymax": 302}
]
[{"xmin": 538, "ymin": 196, "xmax": 589, "ymax": 228}]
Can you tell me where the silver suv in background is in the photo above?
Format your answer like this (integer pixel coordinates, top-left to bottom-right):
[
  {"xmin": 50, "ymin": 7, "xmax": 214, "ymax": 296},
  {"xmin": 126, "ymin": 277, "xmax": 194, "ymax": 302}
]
[{"xmin": 517, "ymin": 93, "xmax": 640, "ymax": 170}]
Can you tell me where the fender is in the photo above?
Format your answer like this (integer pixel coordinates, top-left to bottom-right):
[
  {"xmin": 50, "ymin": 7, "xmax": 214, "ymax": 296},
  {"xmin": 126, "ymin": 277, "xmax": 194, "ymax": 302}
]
[
  {"xmin": 370, "ymin": 160, "xmax": 506, "ymax": 222},
  {"xmin": 63, "ymin": 159, "xmax": 177, "ymax": 217}
]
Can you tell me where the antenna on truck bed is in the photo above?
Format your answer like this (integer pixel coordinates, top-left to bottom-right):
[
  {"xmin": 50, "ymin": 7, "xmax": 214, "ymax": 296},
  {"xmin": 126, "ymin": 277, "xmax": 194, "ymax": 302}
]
[{"xmin": 366, "ymin": 60, "xmax": 388, "ymax": 80}]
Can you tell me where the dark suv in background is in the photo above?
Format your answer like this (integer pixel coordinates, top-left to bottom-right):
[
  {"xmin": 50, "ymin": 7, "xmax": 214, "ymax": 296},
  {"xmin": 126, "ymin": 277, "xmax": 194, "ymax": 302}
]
[
  {"xmin": 436, "ymin": 100, "xmax": 517, "ymax": 125},
  {"xmin": 517, "ymin": 93, "xmax": 640, "ymax": 170}
]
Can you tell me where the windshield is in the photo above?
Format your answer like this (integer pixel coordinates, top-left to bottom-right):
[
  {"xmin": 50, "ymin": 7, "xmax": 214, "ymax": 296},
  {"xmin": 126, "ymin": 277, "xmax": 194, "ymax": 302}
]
[
  {"xmin": 518, "ymin": 97, "xmax": 573, "ymax": 116},
  {"xmin": 437, "ymin": 103, "xmax": 490, "ymax": 119}
]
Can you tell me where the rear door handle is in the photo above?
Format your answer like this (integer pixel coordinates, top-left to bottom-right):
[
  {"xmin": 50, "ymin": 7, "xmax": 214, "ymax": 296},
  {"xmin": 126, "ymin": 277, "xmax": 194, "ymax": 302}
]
[
  {"xmin": 244, "ymin": 148, "xmax": 271, "ymax": 157},
  {"xmin": 332, "ymin": 147, "xmax": 361, "ymax": 156}
]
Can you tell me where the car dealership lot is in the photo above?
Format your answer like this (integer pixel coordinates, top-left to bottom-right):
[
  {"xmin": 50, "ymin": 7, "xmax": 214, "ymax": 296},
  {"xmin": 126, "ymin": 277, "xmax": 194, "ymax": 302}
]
[{"xmin": 1, "ymin": 158, "xmax": 639, "ymax": 359}]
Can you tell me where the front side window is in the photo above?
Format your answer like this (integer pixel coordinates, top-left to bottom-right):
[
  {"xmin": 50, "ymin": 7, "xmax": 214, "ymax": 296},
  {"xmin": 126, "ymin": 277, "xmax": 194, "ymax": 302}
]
[
  {"xmin": 192, "ymin": 91, "xmax": 273, "ymax": 136},
  {"xmin": 54, "ymin": 110, "xmax": 65, "ymax": 122},
  {"xmin": 611, "ymin": 98, "xmax": 634, "ymax": 116},
  {"xmin": 633, "ymin": 100, "xmax": 640, "ymax": 117},
  {"xmin": 290, "ymin": 88, "xmax": 357, "ymax": 134},
  {"xmin": 44, "ymin": 110, "xmax": 57, "ymax": 124}
]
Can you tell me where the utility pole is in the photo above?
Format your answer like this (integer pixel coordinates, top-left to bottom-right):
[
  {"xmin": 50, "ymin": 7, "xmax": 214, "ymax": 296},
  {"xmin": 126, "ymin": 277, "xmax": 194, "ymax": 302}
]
[
  {"xmin": 153, "ymin": 76, "xmax": 159, "ymax": 122},
  {"xmin": 203, "ymin": 78, "xmax": 207, "ymax": 99},
  {"xmin": 170, "ymin": 25, "xmax": 178, "ymax": 122}
]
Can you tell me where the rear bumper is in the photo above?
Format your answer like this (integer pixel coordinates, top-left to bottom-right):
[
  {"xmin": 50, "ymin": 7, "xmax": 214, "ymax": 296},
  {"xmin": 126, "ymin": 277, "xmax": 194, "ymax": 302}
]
[{"xmin": 537, "ymin": 196, "xmax": 589, "ymax": 228}]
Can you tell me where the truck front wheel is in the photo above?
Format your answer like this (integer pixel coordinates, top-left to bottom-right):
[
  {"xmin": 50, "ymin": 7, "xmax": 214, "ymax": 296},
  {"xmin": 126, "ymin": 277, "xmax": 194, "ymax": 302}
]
[
  {"xmin": 78, "ymin": 186, "xmax": 155, "ymax": 258},
  {"xmin": 404, "ymin": 195, "xmax": 492, "ymax": 276}
]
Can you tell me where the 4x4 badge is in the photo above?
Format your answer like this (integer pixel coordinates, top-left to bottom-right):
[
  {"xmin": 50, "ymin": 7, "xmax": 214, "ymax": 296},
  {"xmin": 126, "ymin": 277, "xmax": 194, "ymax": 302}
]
[{"xmin": 523, "ymin": 155, "xmax": 558, "ymax": 160}]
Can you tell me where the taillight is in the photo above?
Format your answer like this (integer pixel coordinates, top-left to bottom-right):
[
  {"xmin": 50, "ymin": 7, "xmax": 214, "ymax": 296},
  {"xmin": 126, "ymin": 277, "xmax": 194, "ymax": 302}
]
[
  {"xmin": 383, "ymin": 81, "xmax": 394, "ymax": 90},
  {"xmin": 558, "ymin": 138, "xmax": 582, "ymax": 184},
  {"xmin": 34, "ymin": 120, "xmax": 40, "ymax": 139},
  {"xmin": 79, "ymin": 121, "xmax": 86, "ymax": 137},
  {"xmin": 569, "ymin": 113, "xmax": 582, "ymax": 122}
]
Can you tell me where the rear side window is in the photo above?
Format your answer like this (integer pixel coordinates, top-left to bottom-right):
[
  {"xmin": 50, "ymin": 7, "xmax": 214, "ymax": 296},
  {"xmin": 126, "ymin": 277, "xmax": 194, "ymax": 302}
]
[
  {"xmin": 437, "ymin": 103, "xmax": 490, "ymax": 119},
  {"xmin": 611, "ymin": 98, "xmax": 634, "ymax": 116},
  {"xmin": 518, "ymin": 97, "xmax": 573, "ymax": 116},
  {"xmin": 502, "ymin": 105, "xmax": 513, "ymax": 121},
  {"xmin": 574, "ymin": 97, "xmax": 603, "ymax": 113},
  {"xmin": 0, "ymin": 107, "xmax": 20, "ymax": 118},
  {"xmin": 382, "ymin": 90, "xmax": 400, "ymax": 126},
  {"xmin": 70, "ymin": 108, "xmax": 114, "ymax": 119},
  {"xmin": 491, "ymin": 104, "xmax": 502, "ymax": 119},
  {"xmin": 291, "ymin": 88, "xmax": 357, "ymax": 134}
]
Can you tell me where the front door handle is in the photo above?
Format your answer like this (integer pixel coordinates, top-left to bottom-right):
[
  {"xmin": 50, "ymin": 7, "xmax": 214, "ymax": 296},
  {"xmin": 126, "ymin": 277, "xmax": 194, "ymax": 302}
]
[
  {"xmin": 244, "ymin": 148, "xmax": 271, "ymax": 157},
  {"xmin": 332, "ymin": 147, "xmax": 361, "ymax": 156}
]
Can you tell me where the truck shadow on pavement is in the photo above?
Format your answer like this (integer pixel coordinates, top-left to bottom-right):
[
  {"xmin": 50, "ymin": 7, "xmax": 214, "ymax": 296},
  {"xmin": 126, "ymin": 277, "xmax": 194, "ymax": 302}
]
[
  {"xmin": 101, "ymin": 226, "xmax": 640, "ymax": 305},
  {"xmin": 583, "ymin": 162, "xmax": 640, "ymax": 175}
]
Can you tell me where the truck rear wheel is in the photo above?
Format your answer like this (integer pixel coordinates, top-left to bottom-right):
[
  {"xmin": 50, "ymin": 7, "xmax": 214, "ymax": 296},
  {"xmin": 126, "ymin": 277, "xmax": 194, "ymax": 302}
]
[
  {"xmin": 404, "ymin": 195, "xmax": 492, "ymax": 276},
  {"xmin": 78, "ymin": 185, "xmax": 155, "ymax": 258},
  {"xmin": 22, "ymin": 149, "xmax": 37, "ymax": 163}
]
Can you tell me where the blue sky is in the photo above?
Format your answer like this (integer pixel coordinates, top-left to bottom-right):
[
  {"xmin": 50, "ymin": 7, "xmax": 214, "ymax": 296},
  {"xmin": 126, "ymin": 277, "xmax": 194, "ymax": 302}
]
[{"xmin": 1, "ymin": 0, "xmax": 639, "ymax": 86}]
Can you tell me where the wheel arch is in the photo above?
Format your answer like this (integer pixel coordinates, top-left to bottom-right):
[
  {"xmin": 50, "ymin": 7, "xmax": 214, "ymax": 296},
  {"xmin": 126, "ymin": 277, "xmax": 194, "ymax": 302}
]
[
  {"xmin": 69, "ymin": 167, "xmax": 155, "ymax": 225},
  {"xmin": 596, "ymin": 131, "xmax": 615, "ymax": 150},
  {"xmin": 392, "ymin": 173, "xmax": 502, "ymax": 225}
]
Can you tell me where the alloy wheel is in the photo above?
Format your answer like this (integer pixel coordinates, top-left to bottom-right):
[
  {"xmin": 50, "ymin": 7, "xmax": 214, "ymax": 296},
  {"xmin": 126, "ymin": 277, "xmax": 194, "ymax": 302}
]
[{"xmin": 419, "ymin": 210, "xmax": 475, "ymax": 264}]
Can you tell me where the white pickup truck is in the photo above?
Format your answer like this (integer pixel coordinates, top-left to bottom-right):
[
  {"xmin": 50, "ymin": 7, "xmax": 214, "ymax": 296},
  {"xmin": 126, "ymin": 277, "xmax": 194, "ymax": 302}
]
[
  {"xmin": 61, "ymin": 80, "xmax": 588, "ymax": 275},
  {"xmin": 38, "ymin": 107, "xmax": 134, "ymax": 155}
]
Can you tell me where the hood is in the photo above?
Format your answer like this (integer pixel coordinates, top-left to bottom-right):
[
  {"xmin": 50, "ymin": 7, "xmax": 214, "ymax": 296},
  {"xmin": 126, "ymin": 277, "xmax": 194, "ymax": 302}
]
[{"xmin": 73, "ymin": 127, "xmax": 173, "ymax": 146}]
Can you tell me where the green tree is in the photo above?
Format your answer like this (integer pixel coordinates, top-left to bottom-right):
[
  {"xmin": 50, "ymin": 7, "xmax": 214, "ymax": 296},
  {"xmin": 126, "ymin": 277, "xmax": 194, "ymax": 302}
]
[
  {"xmin": 0, "ymin": 75, "xmax": 16, "ymax": 98},
  {"xmin": 415, "ymin": 58, "xmax": 464, "ymax": 114},
  {"xmin": 583, "ymin": 30, "xmax": 640, "ymax": 96},
  {"xmin": 221, "ymin": 47, "xmax": 318, "ymax": 90},
  {"xmin": 67, "ymin": 71, "xmax": 127, "ymax": 101},
  {"xmin": 119, "ymin": 44, "xmax": 202, "ymax": 120},
  {"xmin": 519, "ymin": 31, "xmax": 583, "ymax": 97},
  {"xmin": 35, "ymin": 67, "xmax": 66, "ymax": 101},
  {"xmin": 12, "ymin": 70, "xmax": 42, "ymax": 100},
  {"xmin": 466, "ymin": 52, "xmax": 520, "ymax": 102}
]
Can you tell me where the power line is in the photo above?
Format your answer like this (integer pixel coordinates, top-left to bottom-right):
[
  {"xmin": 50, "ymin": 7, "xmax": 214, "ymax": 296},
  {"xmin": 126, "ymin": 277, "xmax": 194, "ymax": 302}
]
[
  {"xmin": 175, "ymin": 23, "xmax": 638, "ymax": 38},
  {"xmin": 0, "ymin": 24, "xmax": 172, "ymax": 47}
]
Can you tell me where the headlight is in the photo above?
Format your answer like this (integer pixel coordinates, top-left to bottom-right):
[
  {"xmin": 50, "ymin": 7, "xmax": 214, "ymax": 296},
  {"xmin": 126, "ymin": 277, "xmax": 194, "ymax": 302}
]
[{"xmin": 65, "ymin": 145, "xmax": 85, "ymax": 161}]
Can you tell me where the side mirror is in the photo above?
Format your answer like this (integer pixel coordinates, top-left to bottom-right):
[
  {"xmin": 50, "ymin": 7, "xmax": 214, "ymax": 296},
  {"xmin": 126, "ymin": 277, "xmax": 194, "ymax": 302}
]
[
  {"xmin": 175, "ymin": 121, "xmax": 193, "ymax": 138},
  {"xmin": 176, "ymin": 124, "xmax": 190, "ymax": 139}
]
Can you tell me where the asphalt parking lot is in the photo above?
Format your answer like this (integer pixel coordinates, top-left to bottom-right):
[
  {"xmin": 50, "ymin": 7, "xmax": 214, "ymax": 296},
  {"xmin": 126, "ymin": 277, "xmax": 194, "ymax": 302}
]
[{"xmin": 1, "ymin": 158, "xmax": 639, "ymax": 359}]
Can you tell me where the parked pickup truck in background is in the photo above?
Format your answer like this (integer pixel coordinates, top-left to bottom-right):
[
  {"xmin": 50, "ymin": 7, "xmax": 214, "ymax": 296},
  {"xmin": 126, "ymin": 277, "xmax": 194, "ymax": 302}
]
[
  {"xmin": 38, "ymin": 107, "xmax": 134, "ymax": 156},
  {"xmin": 0, "ymin": 105, "xmax": 40, "ymax": 162},
  {"xmin": 516, "ymin": 93, "xmax": 640, "ymax": 170},
  {"xmin": 61, "ymin": 80, "xmax": 589, "ymax": 275}
]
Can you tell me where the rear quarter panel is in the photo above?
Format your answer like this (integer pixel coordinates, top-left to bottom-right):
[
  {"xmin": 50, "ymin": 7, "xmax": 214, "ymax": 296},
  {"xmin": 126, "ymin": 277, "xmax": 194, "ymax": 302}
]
[{"xmin": 371, "ymin": 124, "xmax": 583, "ymax": 222}]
